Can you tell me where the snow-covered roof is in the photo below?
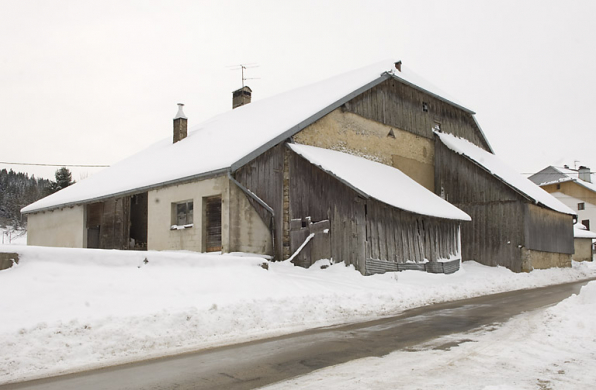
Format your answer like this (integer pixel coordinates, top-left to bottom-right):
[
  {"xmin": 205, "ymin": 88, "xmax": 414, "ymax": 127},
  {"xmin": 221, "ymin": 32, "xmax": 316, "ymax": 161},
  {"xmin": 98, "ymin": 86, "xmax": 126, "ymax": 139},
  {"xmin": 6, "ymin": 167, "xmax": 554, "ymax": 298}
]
[
  {"xmin": 288, "ymin": 143, "xmax": 471, "ymax": 221},
  {"xmin": 23, "ymin": 60, "xmax": 480, "ymax": 214},
  {"xmin": 436, "ymin": 132, "xmax": 576, "ymax": 216},
  {"xmin": 530, "ymin": 166, "xmax": 596, "ymax": 195},
  {"xmin": 574, "ymin": 225, "xmax": 596, "ymax": 239}
]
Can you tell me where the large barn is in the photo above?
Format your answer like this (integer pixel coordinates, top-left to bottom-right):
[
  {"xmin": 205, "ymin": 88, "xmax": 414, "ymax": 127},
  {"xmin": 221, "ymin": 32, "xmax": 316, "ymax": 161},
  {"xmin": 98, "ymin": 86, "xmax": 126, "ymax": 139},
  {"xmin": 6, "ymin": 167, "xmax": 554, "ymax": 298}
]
[{"xmin": 22, "ymin": 60, "xmax": 574, "ymax": 274}]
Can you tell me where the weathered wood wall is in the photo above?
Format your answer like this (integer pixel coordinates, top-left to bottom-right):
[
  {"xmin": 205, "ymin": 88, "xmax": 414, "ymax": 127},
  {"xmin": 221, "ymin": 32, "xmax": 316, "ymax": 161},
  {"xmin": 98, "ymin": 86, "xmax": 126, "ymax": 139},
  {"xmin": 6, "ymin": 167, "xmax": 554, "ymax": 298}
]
[
  {"xmin": 435, "ymin": 140, "xmax": 526, "ymax": 270},
  {"xmin": 435, "ymin": 139, "xmax": 573, "ymax": 272},
  {"xmin": 86, "ymin": 197, "xmax": 130, "ymax": 250},
  {"xmin": 289, "ymin": 148, "xmax": 367, "ymax": 273},
  {"xmin": 289, "ymin": 149, "xmax": 461, "ymax": 275},
  {"xmin": 366, "ymin": 199, "xmax": 460, "ymax": 264},
  {"xmin": 524, "ymin": 203, "xmax": 574, "ymax": 254},
  {"xmin": 234, "ymin": 144, "xmax": 285, "ymax": 260},
  {"xmin": 344, "ymin": 78, "xmax": 492, "ymax": 152}
]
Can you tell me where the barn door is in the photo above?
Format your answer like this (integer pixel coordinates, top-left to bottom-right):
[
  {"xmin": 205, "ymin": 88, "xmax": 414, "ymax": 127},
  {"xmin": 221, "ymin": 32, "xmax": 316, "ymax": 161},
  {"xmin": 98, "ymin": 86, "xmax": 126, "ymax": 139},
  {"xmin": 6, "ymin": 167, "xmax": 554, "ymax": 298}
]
[{"xmin": 205, "ymin": 196, "xmax": 222, "ymax": 252}]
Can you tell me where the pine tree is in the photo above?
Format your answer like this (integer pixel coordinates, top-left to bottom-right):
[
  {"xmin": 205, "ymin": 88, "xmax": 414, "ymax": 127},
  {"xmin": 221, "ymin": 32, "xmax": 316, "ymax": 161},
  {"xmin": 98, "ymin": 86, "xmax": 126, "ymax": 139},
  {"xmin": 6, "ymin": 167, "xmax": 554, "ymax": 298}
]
[{"xmin": 47, "ymin": 167, "xmax": 75, "ymax": 195}]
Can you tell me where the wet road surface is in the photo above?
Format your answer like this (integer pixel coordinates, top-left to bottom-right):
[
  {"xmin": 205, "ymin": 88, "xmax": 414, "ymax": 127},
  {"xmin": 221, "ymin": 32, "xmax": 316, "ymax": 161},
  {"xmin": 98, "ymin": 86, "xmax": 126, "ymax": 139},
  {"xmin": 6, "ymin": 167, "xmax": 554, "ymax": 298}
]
[{"xmin": 2, "ymin": 278, "xmax": 594, "ymax": 390}]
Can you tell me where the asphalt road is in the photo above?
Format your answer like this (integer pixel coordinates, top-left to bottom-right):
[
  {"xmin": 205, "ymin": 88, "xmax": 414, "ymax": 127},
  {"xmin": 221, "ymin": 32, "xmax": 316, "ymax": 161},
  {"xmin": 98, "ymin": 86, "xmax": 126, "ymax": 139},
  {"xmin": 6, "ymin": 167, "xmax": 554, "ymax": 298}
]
[{"xmin": 3, "ymin": 278, "xmax": 594, "ymax": 390}]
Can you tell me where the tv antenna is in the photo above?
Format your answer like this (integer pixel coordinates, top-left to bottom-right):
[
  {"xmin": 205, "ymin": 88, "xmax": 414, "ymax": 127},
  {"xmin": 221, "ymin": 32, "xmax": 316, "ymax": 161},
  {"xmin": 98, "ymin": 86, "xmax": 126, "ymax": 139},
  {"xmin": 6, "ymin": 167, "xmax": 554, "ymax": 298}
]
[{"xmin": 228, "ymin": 63, "xmax": 260, "ymax": 88}]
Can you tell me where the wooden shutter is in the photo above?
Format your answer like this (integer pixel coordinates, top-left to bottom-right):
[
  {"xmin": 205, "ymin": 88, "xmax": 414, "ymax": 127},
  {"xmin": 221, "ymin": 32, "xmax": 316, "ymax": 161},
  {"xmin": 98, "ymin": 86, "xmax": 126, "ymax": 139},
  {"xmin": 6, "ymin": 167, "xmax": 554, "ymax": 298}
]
[{"xmin": 205, "ymin": 196, "xmax": 222, "ymax": 252}]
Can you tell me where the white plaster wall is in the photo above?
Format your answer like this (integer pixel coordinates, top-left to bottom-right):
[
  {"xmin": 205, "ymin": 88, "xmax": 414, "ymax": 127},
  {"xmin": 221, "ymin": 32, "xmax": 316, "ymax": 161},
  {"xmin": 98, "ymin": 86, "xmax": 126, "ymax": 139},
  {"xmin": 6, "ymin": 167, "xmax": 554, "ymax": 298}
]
[
  {"xmin": 27, "ymin": 205, "xmax": 86, "ymax": 248},
  {"xmin": 550, "ymin": 191, "xmax": 596, "ymax": 229},
  {"xmin": 147, "ymin": 176, "xmax": 230, "ymax": 252}
]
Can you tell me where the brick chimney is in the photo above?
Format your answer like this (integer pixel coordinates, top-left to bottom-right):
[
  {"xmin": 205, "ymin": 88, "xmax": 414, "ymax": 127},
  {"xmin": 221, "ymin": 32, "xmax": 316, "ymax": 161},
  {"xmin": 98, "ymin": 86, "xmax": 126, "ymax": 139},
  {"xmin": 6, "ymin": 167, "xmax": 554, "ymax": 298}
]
[
  {"xmin": 232, "ymin": 86, "xmax": 252, "ymax": 109},
  {"xmin": 173, "ymin": 103, "xmax": 187, "ymax": 143},
  {"xmin": 578, "ymin": 166, "xmax": 592, "ymax": 183}
]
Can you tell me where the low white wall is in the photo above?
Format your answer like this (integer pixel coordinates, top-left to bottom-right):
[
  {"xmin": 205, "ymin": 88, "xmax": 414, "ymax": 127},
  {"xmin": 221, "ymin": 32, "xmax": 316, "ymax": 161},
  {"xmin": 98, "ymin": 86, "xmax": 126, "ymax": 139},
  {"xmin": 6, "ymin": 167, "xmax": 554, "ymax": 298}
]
[
  {"xmin": 147, "ymin": 176, "xmax": 230, "ymax": 252},
  {"xmin": 27, "ymin": 205, "xmax": 86, "ymax": 248}
]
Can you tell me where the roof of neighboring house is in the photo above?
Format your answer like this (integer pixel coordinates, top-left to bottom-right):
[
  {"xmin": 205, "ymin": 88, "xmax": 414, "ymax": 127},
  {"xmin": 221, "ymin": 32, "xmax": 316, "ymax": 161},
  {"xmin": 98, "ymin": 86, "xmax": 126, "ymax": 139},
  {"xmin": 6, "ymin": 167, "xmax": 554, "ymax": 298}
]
[
  {"xmin": 436, "ymin": 132, "xmax": 576, "ymax": 216},
  {"xmin": 288, "ymin": 143, "xmax": 471, "ymax": 221},
  {"xmin": 529, "ymin": 166, "xmax": 596, "ymax": 194},
  {"xmin": 574, "ymin": 224, "xmax": 596, "ymax": 239},
  {"xmin": 22, "ymin": 60, "xmax": 487, "ymax": 214}
]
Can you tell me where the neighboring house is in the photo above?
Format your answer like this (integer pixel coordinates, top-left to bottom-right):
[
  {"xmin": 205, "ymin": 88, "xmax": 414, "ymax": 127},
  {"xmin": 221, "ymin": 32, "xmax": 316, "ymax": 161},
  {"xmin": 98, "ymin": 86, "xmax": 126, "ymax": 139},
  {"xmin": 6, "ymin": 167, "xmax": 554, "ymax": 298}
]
[
  {"xmin": 22, "ymin": 60, "xmax": 574, "ymax": 274},
  {"xmin": 435, "ymin": 134, "xmax": 575, "ymax": 272},
  {"xmin": 529, "ymin": 165, "xmax": 596, "ymax": 231},
  {"xmin": 573, "ymin": 224, "xmax": 596, "ymax": 262}
]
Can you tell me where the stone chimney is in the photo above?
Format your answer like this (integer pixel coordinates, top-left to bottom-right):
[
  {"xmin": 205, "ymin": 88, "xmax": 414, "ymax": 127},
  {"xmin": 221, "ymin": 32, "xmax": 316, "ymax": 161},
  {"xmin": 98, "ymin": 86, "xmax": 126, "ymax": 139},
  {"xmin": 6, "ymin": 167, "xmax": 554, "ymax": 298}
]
[
  {"xmin": 578, "ymin": 166, "xmax": 592, "ymax": 183},
  {"xmin": 232, "ymin": 86, "xmax": 252, "ymax": 109},
  {"xmin": 395, "ymin": 61, "xmax": 402, "ymax": 72},
  {"xmin": 173, "ymin": 103, "xmax": 187, "ymax": 143}
]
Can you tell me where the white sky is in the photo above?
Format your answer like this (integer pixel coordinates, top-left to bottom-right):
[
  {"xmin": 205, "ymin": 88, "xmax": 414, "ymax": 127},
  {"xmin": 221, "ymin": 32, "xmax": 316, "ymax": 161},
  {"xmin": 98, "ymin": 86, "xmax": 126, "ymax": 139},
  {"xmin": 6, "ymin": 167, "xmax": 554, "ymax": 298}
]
[{"xmin": 1, "ymin": 0, "xmax": 595, "ymax": 181}]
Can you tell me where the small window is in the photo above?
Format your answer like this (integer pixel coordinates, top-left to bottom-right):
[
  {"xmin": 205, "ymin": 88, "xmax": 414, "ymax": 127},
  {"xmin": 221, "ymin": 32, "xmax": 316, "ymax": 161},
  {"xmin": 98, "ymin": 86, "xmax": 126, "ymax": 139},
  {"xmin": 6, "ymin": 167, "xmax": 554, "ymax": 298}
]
[
  {"xmin": 582, "ymin": 219, "xmax": 590, "ymax": 230},
  {"xmin": 556, "ymin": 184, "xmax": 561, "ymax": 190},
  {"xmin": 422, "ymin": 102, "xmax": 429, "ymax": 112},
  {"xmin": 433, "ymin": 121, "xmax": 441, "ymax": 132},
  {"xmin": 578, "ymin": 202, "xmax": 585, "ymax": 211},
  {"xmin": 173, "ymin": 200, "xmax": 193, "ymax": 226}
]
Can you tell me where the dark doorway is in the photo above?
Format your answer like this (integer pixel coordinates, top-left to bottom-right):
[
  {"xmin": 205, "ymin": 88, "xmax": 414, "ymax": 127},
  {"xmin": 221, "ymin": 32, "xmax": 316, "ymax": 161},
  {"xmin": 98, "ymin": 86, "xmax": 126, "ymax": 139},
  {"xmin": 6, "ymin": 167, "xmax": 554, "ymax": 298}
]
[
  {"xmin": 86, "ymin": 202, "xmax": 103, "ymax": 249},
  {"xmin": 204, "ymin": 196, "xmax": 222, "ymax": 252},
  {"xmin": 129, "ymin": 193, "xmax": 148, "ymax": 250}
]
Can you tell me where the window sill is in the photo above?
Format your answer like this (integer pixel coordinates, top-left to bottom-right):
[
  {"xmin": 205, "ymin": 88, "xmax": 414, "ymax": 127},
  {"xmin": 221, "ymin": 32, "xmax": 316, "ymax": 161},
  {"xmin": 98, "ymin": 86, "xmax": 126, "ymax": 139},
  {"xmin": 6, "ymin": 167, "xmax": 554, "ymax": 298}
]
[{"xmin": 170, "ymin": 224, "xmax": 194, "ymax": 230}]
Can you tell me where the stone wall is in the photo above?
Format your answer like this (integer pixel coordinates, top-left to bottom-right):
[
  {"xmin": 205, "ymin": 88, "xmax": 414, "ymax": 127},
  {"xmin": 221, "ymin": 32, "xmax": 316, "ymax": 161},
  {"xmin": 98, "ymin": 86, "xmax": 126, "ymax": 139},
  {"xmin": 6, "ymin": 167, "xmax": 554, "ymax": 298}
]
[
  {"xmin": 0, "ymin": 252, "xmax": 19, "ymax": 271},
  {"xmin": 521, "ymin": 248, "xmax": 572, "ymax": 272},
  {"xmin": 294, "ymin": 108, "xmax": 435, "ymax": 191}
]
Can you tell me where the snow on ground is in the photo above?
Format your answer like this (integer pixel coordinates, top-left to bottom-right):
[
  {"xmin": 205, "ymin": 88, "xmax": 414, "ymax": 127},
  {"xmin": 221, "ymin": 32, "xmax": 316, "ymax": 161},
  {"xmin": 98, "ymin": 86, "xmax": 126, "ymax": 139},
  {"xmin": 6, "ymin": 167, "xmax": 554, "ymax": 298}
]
[
  {"xmin": 0, "ymin": 246, "xmax": 595, "ymax": 385},
  {"xmin": 265, "ymin": 280, "xmax": 596, "ymax": 390}
]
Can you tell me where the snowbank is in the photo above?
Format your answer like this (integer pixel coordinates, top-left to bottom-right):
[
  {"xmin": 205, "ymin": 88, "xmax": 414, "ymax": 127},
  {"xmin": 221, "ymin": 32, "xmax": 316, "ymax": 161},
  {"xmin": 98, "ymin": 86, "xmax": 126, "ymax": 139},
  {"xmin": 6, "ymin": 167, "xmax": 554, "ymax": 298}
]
[{"xmin": 0, "ymin": 245, "xmax": 595, "ymax": 384}]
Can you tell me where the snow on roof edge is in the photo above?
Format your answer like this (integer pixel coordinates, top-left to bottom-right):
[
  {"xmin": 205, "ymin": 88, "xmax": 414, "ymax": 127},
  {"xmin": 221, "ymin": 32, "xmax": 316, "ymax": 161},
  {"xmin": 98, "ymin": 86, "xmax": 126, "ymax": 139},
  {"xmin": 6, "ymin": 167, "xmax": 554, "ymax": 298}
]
[
  {"xmin": 288, "ymin": 143, "xmax": 471, "ymax": 221},
  {"xmin": 436, "ymin": 132, "xmax": 576, "ymax": 216}
]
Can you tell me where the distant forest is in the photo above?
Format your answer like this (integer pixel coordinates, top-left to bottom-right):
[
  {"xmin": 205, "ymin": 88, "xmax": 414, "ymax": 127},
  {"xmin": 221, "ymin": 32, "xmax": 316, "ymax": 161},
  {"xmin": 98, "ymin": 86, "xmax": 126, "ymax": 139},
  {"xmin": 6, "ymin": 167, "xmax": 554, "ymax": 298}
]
[{"xmin": 0, "ymin": 169, "xmax": 51, "ymax": 227}]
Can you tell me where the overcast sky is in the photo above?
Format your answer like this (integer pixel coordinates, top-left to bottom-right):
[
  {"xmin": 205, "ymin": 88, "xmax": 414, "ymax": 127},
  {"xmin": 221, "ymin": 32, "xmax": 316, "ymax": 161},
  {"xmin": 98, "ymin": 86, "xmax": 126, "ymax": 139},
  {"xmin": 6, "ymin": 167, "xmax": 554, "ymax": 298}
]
[{"xmin": 1, "ymin": 0, "xmax": 595, "ymax": 181}]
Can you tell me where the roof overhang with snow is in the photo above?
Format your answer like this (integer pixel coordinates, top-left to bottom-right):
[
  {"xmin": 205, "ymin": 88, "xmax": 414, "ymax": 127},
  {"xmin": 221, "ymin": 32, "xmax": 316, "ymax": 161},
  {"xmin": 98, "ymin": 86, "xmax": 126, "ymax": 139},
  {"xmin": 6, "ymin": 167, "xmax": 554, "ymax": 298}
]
[
  {"xmin": 436, "ymin": 132, "xmax": 576, "ymax": 216},
  {"xmin": 22, "ymin": 60, "xmax": 488, "ymax": 214},
  {"xmin": 288, "ymin": 143, "xmax": 471, "ymax": 221}
]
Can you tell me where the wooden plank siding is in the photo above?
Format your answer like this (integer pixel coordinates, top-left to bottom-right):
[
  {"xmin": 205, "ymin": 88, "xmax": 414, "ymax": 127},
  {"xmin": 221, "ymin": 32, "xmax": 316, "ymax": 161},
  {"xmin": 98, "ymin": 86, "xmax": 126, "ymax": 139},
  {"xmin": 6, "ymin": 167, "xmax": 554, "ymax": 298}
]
[
  {"xmin": 344, "ymin": 78, "xmax": 492, "ymax": 152},
  {"xmin": 524, "ymin": 203, "xmax": 574, "ymax": 254},
  {"xmin": 289, "ymin": 148, "xmax": 461, "ymax": 275},
  {"xmin": 434, "ymin": 139, "xmax": 573, "ymax": 272},
  {"xmin": 289, "ymin": 147, "xmax": 368, "ymax": 273},
  {"xmin": 366, "ymin": 199, "xmax": 460, "ymax": 264},
  {"xmin": 86, "ymin": 197, "xmax": 131, "ymax": 250},
  {"xmin": 234, "ymin": 144, "xmax": 285, "ymax": 260}
]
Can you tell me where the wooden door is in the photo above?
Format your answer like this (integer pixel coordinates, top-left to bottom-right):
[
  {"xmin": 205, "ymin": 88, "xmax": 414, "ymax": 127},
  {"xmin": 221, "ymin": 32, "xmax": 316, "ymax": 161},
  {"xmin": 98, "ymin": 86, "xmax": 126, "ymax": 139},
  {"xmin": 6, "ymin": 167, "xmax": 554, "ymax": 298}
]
[{"xmin": 205, "ymin": 196, "xmax": 222, "ymax": 252}]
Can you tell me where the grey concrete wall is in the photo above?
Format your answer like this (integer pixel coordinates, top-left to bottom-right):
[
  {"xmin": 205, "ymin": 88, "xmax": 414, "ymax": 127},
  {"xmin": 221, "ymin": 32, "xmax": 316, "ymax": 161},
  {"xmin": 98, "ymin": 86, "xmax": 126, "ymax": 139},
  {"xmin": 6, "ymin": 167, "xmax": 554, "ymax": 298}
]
[{"xmin": 573, "ymin": 238, "xmax": 593, "ymax": 262}]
